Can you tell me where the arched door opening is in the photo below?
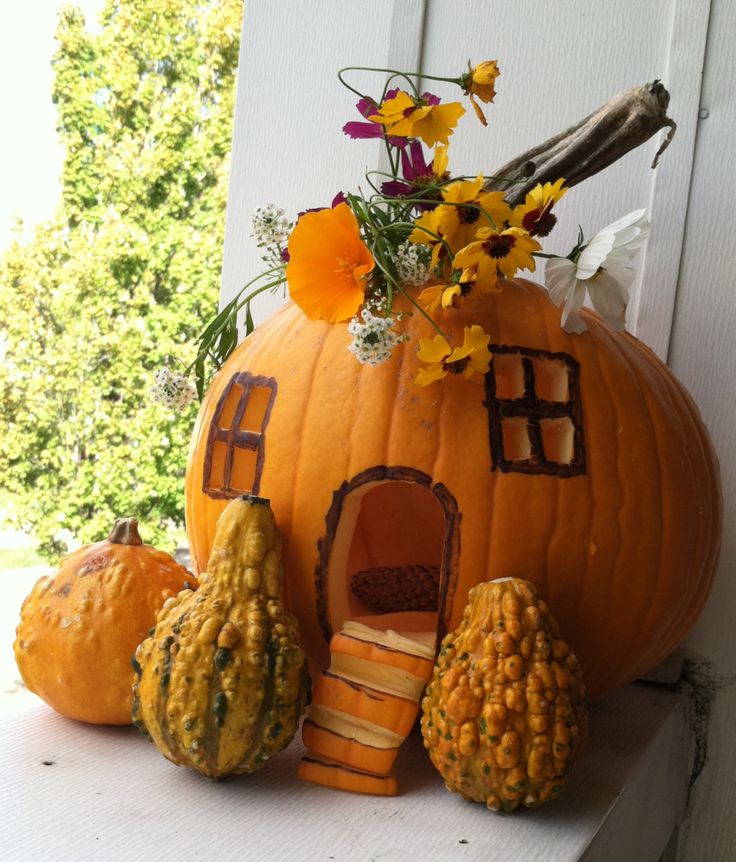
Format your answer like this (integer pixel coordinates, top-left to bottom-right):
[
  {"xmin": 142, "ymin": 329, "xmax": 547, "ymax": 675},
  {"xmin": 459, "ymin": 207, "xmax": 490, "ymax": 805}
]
[{"xmin": 316, "ymin": 466, "xmax": 460, "ymax": 652}]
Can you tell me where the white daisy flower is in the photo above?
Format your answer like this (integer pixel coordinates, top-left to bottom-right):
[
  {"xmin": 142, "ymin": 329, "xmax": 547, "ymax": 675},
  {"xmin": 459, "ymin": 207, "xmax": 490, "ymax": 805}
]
[{"xmin": 545, "ymin": 209, "xmax": 650, "ymax": 333}]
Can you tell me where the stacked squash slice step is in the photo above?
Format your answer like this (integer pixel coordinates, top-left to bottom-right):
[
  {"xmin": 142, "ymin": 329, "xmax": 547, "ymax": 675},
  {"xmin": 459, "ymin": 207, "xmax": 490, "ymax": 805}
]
[{"xmin": 298, "ymin": 616, "xmax": 436, "ymax": 795}]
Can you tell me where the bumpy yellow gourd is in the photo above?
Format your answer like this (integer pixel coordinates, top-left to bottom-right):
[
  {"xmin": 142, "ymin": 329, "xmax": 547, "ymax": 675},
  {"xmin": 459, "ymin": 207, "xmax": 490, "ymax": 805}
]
[
  {"xmin": 421, "ymin": 577, "xmax": 587, "ymax": 811},
  {"xmin": 132, "ymin": 495, "xmax": 309, "ymax": 778}
]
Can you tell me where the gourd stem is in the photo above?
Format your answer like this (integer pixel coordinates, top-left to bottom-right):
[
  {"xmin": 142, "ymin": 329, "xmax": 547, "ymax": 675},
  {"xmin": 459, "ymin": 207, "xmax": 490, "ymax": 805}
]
[
  {"xmin": 107, "ymin": 518, "xmax": 144, "ymax": 545},
  {"xmin": 486, "ymin": 80, "xmax": 677, "ymax": 206}
]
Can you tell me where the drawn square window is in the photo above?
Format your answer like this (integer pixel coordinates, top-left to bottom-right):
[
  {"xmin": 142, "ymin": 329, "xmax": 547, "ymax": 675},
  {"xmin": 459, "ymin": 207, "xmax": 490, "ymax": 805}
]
[
  {"xmin": 540, "ymin": 416, "xmax": 576, "ymax": 466},
  {"xmin": 533, "ymin": 356, "xmax": 569, "ymax": 402},
  {"xmin": 485, "ymin": 346, "xmax": 585, "ymax": 477},
  {"xmin": 501, "ymin": 417, "xmax": 532, "ymax": 463},
  {"xmin": 493, "ymin": 353, "xmax": 526, "ymax": 400},
  {"xmin": 203, "ymin": 372, "xmax": 277, "ymax": 498}
]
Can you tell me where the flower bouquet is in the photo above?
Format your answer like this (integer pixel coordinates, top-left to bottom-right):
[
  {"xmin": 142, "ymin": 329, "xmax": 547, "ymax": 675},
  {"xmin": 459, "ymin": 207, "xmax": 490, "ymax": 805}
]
[{"xmin": 154, "ymin": 59, "xmax": 676, "ymax": 407}]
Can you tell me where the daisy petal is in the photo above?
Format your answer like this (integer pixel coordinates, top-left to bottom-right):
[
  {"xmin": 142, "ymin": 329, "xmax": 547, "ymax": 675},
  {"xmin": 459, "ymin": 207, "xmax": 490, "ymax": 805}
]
[
  {"xmin": 545, "ymin": 257, "xmax": 577, "ymax": 306},
  {"xmin": 587, "ymin": 270, "xmax": 629, "ymax": 330},
  {"xmin": 560, "ymin": 281, "xmax": 588, "ymax": 334},
  {"xmin": 576, "ymin": 232, "xmax": 616, "ymax": 279}
]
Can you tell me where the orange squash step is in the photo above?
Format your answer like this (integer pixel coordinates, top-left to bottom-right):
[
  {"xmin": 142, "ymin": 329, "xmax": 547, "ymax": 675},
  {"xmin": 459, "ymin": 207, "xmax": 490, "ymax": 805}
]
[
  {"xmin": 331, "ymin": 632, "xmax": 434, "ymax": 678},
  {"xmin": 297, "ymin": 754, "xmax": 398, "ymax": 796},
  {"xmin": 312, "ymin": 672, "xmax": 419, "ymax": 737},
  {"xmin": 302, "ymin": 719, "xmax": 399, "ymax": 776}
]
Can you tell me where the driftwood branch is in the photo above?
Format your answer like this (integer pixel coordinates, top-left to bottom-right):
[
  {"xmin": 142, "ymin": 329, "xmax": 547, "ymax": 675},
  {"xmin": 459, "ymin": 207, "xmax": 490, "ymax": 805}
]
[{"xmin": 486, "ymin": 81, "xmax": 677, "ymax": 205}]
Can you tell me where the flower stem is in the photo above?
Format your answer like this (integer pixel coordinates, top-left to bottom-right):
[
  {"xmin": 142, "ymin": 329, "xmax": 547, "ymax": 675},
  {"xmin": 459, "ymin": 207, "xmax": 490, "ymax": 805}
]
[{"xmin": 397, "ymin": 283, "xmax": 450, "ymax": 341}]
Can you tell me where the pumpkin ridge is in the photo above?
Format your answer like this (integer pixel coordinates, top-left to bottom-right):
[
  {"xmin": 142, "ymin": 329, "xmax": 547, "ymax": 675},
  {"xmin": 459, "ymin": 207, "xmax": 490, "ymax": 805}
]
[
  {"xmin": 530, "ymin": 278, "xmax": 559, "ymax": 603},
  {"xmin": 623, "ymin": 327, "xmax": 711, "ymax": 672},
  {"xmin": 570, "ymin": 313, "xmax": 628, "ymax": 676},
  {"xmin": 380, "ymin": 321, "xmax": 404, "ymax": 474},
  {"xmin": 633, "ymin": 341, "xmax": 721, "ymax": 651},
  {"xmin": 591, "ymin": 319, "xmax": 667, "ymax": 687},
  {"xmin": 284, "ymin": 311, "xmax": 331, "ymax": 596},
  {"xmin": 246, "ymin": 304, "xmax": 310, "ymax": 564}
]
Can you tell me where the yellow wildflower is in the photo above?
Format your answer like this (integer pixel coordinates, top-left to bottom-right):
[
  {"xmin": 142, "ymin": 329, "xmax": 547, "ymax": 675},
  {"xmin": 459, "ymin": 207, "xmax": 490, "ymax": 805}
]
[
  {"xmin": 462, "ymin": 60, "xmax": 501, "ymax": 126},
  {"xmin": 418, "ymin": 266, "xmax": 499, "ymax": 312},
  {"xmin": 432, "ymin": 144, "xmax": 449, "ymax": 179},
  {"xmin": 415, "ymin": 325, "xmax": 491, "ymax": 386},
  {"xmin": 437, "ymin": 175, "xmax": 512, "ymax": 253},
  {"xmin": 369, "ymin": 90, "xmax": 465, "ymax": 147},
  {"xmin": 510, "ymin": 179, "xmax": 567, "ymax": 237},
  {"xmin": 408, "ymin": 208, "xmax": 447, "ymax": 269},
  {"xmin": 453, "ymin": 227, "xmax": 540, "ymax": 290}
]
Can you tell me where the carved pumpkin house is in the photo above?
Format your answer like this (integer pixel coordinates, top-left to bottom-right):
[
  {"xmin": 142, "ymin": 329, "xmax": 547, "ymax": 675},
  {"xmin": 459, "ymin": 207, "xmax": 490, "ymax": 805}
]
[{"xmin": 185, "ymin": 279, "xmax": 721, "ymax": 699}]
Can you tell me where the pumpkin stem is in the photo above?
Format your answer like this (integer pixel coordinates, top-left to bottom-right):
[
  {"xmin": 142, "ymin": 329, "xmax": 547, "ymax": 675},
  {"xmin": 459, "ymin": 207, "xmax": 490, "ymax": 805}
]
[
  {"xmin": 486, "ymin": 80, "xmax": 677, "ymax": 205},
  {"xmin": 107, "ymin": 518, "xmax": 144, "ymax": 546}
]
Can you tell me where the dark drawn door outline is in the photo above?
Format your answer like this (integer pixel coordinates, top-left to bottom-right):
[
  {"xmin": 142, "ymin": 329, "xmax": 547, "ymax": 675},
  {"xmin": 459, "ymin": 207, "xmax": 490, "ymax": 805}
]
[
  {"xmin": 315, "ymin": 466, "xmax": 460, "ymax": 647},
  {"xmin": 484, "ymin": 344, "xmax": 586, "ymax": 477},
  {"xmin": 202, "ymin": 372, "xmax": 278, "ymax": 498}
]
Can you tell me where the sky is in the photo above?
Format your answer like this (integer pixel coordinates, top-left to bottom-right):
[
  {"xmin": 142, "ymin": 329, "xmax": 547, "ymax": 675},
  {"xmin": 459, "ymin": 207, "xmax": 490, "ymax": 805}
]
[{"xmin": 0, "ymin": 1, "xmax": 105, "ymax": 251}]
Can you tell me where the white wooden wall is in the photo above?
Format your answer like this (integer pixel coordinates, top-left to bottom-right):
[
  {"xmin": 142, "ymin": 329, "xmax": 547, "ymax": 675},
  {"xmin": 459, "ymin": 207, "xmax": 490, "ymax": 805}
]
[{"xmin": 222, "ymin": 1, "xmax": 734, "ymax": 858}]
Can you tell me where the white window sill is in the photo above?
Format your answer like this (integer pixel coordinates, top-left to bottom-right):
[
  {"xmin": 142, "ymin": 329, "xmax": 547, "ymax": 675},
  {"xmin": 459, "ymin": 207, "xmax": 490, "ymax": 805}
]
[{"xmin": 1, "ymin": 681, "xmax": 689, "ymax": 861}]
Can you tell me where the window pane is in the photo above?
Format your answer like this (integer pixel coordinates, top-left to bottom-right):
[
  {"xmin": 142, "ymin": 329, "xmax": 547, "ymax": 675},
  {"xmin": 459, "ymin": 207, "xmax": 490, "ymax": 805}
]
[
  {"xmin": 217, "ymin": 382, "xmax": 244, "ymax": 430},
  {"xmin": 501, "ymin": 417, "xmax": 531, "ymax": 462},
  {"xmin": 493, "ymin": 353, "xmax": 526, "ymax": 399},
  {"xmin": 230, "ymin": 445, "xmax": 259, "ymax": 493},
  {"xmin": 209, "ymin": 441, "xmax": 229, "ymax": 492},
  {"xmin": 540, "ymin": 417, "xmax": 575, "ymax": 464},
  {"xmin": 533, "ymin": 357, "xmax": 569, "ymax": 402},
  {"xmin": 239, "ymin": 384, "xmax": 273, "ymax": 432}
]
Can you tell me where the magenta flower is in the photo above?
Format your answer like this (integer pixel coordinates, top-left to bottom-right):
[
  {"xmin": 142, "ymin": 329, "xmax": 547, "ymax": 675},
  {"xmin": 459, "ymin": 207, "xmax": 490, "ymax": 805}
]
[
  {"xmin": 343, "ymin": 88, "xmax": 407, "ymax": 147},
  {"xmin": 381, "ymin": 141, "xmax": 441, "ymax": 206}
]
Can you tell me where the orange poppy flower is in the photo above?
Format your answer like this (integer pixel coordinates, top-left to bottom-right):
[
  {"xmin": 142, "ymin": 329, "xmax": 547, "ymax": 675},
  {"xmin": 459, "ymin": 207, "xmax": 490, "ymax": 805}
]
[{"xmin": 286, "ymin": 203, "xmax": 375, "ymax": 323}]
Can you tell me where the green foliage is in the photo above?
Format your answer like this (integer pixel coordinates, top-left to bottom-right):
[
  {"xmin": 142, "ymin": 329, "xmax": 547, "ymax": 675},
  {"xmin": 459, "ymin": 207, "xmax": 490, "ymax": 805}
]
[{"xmin": 0, "ymin": 0, "xmax": 243, "ymax": 557}]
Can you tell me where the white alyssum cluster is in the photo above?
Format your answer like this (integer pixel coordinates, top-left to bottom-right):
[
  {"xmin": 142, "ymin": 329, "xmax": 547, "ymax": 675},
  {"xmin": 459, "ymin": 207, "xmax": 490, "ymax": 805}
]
[
  {"xmin": 393, "ymin": 240, "xmax": 431, "ymax": 287},
  {"xmin": 347, "ymin": 302, "xmax": 407, "ymax": 366},
  {"xmin": 250, "ymin": 204, "xmax": 292, "ymax": 250},
  {"xmin": 151, "ymin": 368, "xmax": 197, "ymax": 411}
]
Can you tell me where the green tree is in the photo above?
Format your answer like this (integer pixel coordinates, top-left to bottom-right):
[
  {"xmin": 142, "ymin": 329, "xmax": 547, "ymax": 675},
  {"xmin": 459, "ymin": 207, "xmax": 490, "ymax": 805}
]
[{"xmin": 0, "ymin": 0, "xmax": 243, "ymax": 556}]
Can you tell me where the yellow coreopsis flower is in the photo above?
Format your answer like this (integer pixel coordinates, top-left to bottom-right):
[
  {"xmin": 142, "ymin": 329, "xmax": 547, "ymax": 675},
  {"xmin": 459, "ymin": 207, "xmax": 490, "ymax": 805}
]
[
  {"xmin": 432, "ymin": 144, "xmax": 449, "ymax": 179},
  {"xmin": 415, "ymin": 325, "xmax": 491, "ymax": 386},
  {"xmin": 437, "ymin": 175, "xmax": 512, "ymax": 253},
  {"xmin": 510, "ymin": 178, "xmax": 568, "ymax": 237},
  {"xmin": 453, "ymin": 227, "xmax": 541, "ymax": 290},
  {"xmin": 418, "ymin": 266, "xmax": 499, "ymax": 312},
  {"xmin": 462, "ymin": 60, "xmax": 501, "ymax": 126},
  {"xmin": 369, "ymin": 90, "xmax": 465, "ymax": 147},
  {"xmin": 408, "ymin": 207, "xmax": 447, "ymax": 269}
]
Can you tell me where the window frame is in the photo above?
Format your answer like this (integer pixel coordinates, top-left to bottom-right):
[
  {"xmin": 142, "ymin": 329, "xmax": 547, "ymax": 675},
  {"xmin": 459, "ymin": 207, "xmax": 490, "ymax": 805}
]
[
  {"xmin": 202, "ymin": 371, "xmax": 278, "ymax": 498},
  {"xmin": 484, "ymin": 344, "xmax": 586, "ymax": 477}
]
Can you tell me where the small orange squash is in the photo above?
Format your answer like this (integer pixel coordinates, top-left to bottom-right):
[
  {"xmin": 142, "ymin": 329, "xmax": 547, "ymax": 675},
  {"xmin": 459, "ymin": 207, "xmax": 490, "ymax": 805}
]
[{"xmin": 14, "ymin": 519, "xmax": 196, "ymax": 724}]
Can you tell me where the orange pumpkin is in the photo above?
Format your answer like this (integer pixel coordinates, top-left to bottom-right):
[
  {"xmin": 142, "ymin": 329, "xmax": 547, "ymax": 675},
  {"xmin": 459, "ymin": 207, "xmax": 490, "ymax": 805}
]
[
  {"xmin": 184, "ymin": 280, "xmax": 721, "ymax": 698},
  {"xmin": 14, "ymin": 519, "xmax": 196, "ymax": 724}
]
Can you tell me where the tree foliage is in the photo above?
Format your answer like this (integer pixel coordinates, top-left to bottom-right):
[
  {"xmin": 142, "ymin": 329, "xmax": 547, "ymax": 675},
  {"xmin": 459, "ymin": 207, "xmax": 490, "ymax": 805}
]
[{"xmin": 0, "ymin": 0, "xmax": 243, "ymax": 556}]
